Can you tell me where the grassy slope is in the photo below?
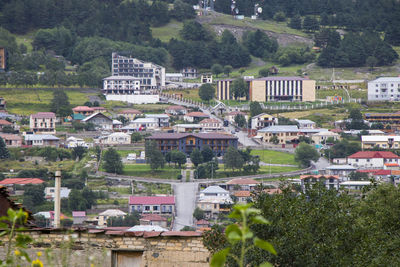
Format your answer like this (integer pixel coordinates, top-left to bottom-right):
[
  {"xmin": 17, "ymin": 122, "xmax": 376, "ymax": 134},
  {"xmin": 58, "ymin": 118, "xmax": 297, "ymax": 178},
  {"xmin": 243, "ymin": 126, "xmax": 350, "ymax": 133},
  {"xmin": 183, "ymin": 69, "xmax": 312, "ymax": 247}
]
[
  {"xmin": 15, "ymin": 32, "xmax": 34, "ymax": 53},
  {"xmin": 206, "ymin": 13, "xmax": 308, "ymax": 37},
  {"xmin": 0, "ymin": 89, "xmax": 97, "ymax": 115},
  {"xmin": 151, "ymin": 20, "xmax": 183, "ymax": 42}
]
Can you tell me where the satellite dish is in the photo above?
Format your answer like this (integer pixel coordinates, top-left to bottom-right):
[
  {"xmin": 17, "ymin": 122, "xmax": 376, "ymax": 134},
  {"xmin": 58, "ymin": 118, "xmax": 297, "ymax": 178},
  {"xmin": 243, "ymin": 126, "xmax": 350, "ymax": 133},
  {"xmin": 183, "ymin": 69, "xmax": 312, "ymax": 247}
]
[
  {"xmin": 235, "ymin": 8, "xmax": 239, "ymax": 14},
  {"xmin": 257, "ymin": 7, "xmax": 263, "ymax": 13}
]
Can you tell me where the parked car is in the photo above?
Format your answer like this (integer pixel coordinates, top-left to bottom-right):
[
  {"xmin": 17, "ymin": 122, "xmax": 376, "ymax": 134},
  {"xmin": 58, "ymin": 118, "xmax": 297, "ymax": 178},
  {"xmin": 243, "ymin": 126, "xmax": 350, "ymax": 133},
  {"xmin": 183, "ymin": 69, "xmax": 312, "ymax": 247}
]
[{"xmin": 126, "ymin": 153, "xmax": 136, "ymax": 161}]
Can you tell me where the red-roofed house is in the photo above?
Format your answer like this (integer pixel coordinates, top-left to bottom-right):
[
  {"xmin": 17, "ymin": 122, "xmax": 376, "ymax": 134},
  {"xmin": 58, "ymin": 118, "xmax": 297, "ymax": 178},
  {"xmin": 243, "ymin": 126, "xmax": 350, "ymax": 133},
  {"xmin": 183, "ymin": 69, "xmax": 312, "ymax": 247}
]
[
  {"xmin": 0, "ymin": 178, "xmax": 44, "ymax": 194},
  {"xmin": 165, "ymin": 105, "xmax": 187, "ymax": 116},
  {"xmin": 0, "ymin": 178, "xmax": 44, "ymax": 185},
  {"xmin": 29, "ymin": 112, "xmax": 56, "ymax": 134},
  {"xmin": 0, "ymin": 119, "xmax": 12, "ymax": 132},
  {"xmin": 195, "ymin": 219, "xmax": 210, "ymax": 228},
  {"xmin": 184, "ymin": 112, "xmax": 209, "ymax": 123},
  {"xmin": 233, "ymin": 191, "xmax": 251, "ymax": 203},
  {"xmin": 348, "ymin": 151, "xmax": 400, "ymax": 169},
  {"xmin": 199, "ymin": 118, "xmax": 223, "ymax": 131},
  {"xmin": 72, "ymin": 106, "xmax": 95, "ymax": 116},
  {"xmin": 300, "ymin": 175, "xmax": 340, "ymax": 191},
  {"xmin": 129, "ymin": 196, "xmax": 175, "ymax": 214},
  {"xmin": 139, "ymin": 214, "xmax": 168, "ymax": 228}
]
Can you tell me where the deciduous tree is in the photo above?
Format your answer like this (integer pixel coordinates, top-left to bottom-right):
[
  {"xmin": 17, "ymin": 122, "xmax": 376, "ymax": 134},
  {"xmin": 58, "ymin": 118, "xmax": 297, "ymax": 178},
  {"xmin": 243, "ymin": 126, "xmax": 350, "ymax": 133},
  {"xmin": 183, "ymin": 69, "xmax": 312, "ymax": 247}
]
[{"xmin": 103, "ymin": 148, "xmax": 123, "ymax": 174}]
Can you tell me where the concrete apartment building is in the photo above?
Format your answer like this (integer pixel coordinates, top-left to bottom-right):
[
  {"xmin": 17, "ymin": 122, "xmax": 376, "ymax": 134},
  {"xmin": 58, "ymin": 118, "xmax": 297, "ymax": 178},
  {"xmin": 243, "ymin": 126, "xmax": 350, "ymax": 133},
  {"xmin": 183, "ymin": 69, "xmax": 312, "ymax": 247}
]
[
  {"xmin": 364, "ymin": 112, "xmax": 400, "ymax": 130},
  {"xmin": 103, "ymin": 53, "xmax": 165, "ymax": 104},
  {"xmin": 29, "ymin": 112, "xmax": 56, "ymax": 134},
  {"xmin": 111, "ymin": 52, "xmax": 165, "ymax": 89},
  {"xmin": 181, "ymin": 67, "xmax": 198, "ymax": 78},
  {"xmin": 146, "ymin": 133, "xmax": 238, "ymax": 156},
  {"xmin": 361, "ymin": 135, "xmax": 400, "ymax": 150},
  {"xmin": 216, "ymin": 76, "xmax": 316, "ymax": 102},
  {"xmin": 300, "ymin": 175, "xmax": 340, "ymax": 191},
  {"xmin": 129, "ymin": 196, "xmax": 175, "ymax": 215},
  {"xmin": 368, "ymin": 77, "xmax": 400, "ymax": 101}
]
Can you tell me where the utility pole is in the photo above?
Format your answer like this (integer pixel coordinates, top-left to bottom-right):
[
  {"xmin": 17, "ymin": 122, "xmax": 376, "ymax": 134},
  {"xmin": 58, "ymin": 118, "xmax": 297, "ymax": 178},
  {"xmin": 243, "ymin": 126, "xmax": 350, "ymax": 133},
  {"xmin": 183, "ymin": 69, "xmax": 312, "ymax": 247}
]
[{"xmin": 54, "ymin": 170, "xmax": 61, "ymax": 228}]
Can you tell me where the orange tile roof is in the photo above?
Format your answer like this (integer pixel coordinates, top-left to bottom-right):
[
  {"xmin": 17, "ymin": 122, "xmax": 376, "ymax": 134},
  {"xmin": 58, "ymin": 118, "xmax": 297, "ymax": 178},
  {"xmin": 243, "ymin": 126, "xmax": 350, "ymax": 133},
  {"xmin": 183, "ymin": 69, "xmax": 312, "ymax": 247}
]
[
  {"xmin": 234, "ymin": 191, "xmax": 251, "ymax": 197},
  {"xmin": 384, "ymin": 163, "xmax": 399, "ymax": 167},
  {"xmin": 226, "ymin": 178, "xmax": 260, "ymax": 185},
  {"xmin": 0, "ymin": 119, "xmax": 12, "ymax": 125},
  {"xmin": 72, "ymin": 106, "xmax": 95, "ymax": 112},
  {"xmin": 300, "ymin": 175, "xmax": 339, "ymax": 180},
  {"xmin": 186, "ymin": 112, "xmax": 209, "ymax": 117},
  {"xmin": 0, "ymin": 178, "xmax": 44, "ymax": 185}
]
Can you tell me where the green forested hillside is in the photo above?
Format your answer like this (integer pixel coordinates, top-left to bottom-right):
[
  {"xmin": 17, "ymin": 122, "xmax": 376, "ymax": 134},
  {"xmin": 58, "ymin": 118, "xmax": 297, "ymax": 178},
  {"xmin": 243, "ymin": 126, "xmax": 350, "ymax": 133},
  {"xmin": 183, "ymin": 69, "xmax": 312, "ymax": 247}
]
[{"xmin": 0, "ymin": 0, "xmax": 399, "ymax": 88}]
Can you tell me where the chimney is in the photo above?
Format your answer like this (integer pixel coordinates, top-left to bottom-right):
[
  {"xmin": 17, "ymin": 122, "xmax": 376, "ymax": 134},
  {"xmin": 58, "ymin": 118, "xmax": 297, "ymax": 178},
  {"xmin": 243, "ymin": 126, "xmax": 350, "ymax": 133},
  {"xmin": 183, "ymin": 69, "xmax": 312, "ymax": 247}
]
[{"xmin": 54, "ymin": 170, "xmax": 61, "ymax": 228}]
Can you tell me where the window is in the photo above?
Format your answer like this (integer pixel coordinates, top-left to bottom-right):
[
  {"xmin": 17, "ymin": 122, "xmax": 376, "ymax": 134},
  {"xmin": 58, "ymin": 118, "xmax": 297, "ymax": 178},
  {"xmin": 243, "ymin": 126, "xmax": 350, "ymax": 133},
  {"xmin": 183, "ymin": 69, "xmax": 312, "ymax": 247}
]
[
  {"xmin": 145, "ymin": 206, "xmax": 150, "ymax": 211},
  {"xmin": 153, "ymin": 206, "xmax": 158, "ymax": 211}
]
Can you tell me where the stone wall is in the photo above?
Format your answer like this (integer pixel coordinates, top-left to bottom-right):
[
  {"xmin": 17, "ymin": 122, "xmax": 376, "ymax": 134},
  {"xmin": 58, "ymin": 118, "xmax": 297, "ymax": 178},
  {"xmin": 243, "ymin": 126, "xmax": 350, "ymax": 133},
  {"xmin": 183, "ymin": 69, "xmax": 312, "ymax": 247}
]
[{"xmin": 0, "ymin": 229, "xmax": 210, "ymax": 267}]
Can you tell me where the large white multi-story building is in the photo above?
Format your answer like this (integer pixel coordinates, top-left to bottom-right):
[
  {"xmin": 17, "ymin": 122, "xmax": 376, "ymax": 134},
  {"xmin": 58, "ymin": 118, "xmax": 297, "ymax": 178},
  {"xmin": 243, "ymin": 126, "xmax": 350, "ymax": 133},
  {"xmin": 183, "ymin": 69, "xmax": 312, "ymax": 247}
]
[
  {"xmin": 368, "ymin": 77, "xmax": 400, "ymax": 101},
  {"xmin": 103, "ymin": 53, "xmax": 165, "ymax": 104},
  {"xmin": 111, "ymin": 52, "xmax": 165, "ymax": 89}
]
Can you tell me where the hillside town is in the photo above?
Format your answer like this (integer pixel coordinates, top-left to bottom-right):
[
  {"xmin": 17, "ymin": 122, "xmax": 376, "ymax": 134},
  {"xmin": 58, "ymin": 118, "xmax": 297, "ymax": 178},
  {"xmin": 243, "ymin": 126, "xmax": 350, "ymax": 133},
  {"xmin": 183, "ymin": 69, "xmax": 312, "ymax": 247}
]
[{"xmin": 1, "ymin": 0, "xmax": 400, "ymax": 266}]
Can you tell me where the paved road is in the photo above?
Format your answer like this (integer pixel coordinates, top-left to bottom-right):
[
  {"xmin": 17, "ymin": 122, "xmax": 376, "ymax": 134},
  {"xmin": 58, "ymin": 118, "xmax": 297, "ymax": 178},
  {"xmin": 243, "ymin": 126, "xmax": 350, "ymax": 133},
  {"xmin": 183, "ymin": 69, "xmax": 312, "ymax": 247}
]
[
  {"xmin": 173, "ymin": 182, "xmax": 197, "ymax": 230},
  {"xmin": 313, "ymin": 156, "xmax": 330, "ymax": 171}
]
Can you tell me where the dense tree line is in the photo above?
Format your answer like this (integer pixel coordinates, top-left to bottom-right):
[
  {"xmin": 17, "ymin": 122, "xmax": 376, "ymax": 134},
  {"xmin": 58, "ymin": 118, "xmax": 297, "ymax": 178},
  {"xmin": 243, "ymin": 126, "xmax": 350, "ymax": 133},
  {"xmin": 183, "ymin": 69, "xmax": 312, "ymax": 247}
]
[
  {"xmin": 214, "ymin": 0, "xmax": 400, "ymax": 42},
  {"xmin": 317, "ymin": 30, "xmax": 398, "ymax": 68},
  {"xmin": 205, "ymin": 183, "xmax": 400, "ymax": 266},
  {"xmin": 168, "ymin": 22, "xmax": 251, "ymax": 69},
  {"xmin": 0, "ymin": 0, "xmax": 194, "ymax": 41}
]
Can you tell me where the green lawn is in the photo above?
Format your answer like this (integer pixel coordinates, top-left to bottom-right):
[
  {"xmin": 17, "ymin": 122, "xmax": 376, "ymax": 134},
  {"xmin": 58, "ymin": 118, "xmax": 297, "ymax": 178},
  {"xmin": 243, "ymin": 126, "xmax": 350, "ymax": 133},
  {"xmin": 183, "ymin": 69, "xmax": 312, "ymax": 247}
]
[
  {"xmin": 0, "ymin": 88, "xmax": 97, "ymax": 115},
  {"xmin": 0, "ymin": 159, "xmax": 76, "ymax": 173},
  {"xmin": 316, "ymin": 89, "xmax": 367, "ymax": 100},
  {"xmin": 151, "ymin": 20, "xmax": 183, "ymax": 42},
  {"xmin": 123, "ymin": 164, "xmax": 181, "ymax": 179},
  {"xmin": 15, "ymin": 33, "xmax": 34, "ymax": 53},
  {"xmin": 250, "ymin": 150, "xmax": 297, "ymax": 165},
  {"xmin": 132, "ymin": 181, "xmax": 172, "ymax": 195},
  {"xmin": 108, "ymin": 186, "xmax": 132, "ymax": 194},
  {"xmin": 117, "ymin": 150, "xmax": 139, "ymax": 158}
]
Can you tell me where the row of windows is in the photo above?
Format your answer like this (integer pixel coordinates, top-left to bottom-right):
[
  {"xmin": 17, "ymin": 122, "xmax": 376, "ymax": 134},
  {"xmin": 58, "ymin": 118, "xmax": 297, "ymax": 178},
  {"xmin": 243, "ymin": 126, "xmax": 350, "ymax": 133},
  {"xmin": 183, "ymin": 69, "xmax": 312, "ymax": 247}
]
[
  {"xmin": 375, "ymin": 83, "xmax": 400, "ymax": 87},
  {"xmin": 113, "ymin": 59, "xmax": 144, "ymax": 67},
  {"xmin": 34, "ymin": 118, "xmax": 53, "ymax": 122},
  {"xmin": 375, "ymin": 89, "xmax": 400, "ymax": 92},
  {"xmin": 373, "ymin": 94, "xmax": 400, "ymax": 98}
]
